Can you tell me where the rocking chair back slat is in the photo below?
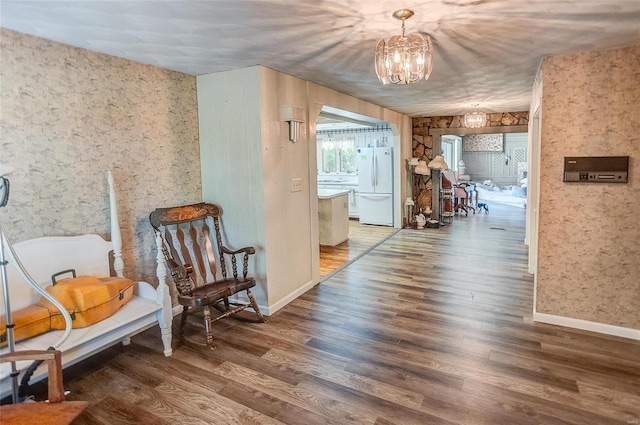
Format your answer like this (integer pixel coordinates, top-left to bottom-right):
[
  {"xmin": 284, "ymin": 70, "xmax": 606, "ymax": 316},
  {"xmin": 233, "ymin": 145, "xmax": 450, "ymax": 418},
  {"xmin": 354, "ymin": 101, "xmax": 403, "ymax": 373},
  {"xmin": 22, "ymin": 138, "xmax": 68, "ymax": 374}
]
[
  {"xmin": 201, "ymin": 221, "xmax": 219, "ymax": 282},
  {"xmin": 162, "ymin": 222, "xmax": 217, "ymax": 288},
  {"xmin": 175, "ymin": 225, "xmax": 193, "ymax": 279},
  {"xmin": 211, "ymin": 216, "xmax": 229, "ymax": 279},
  {"xmin": 186, "ymin": 223, "xmax": 207, "ymax": 286}
]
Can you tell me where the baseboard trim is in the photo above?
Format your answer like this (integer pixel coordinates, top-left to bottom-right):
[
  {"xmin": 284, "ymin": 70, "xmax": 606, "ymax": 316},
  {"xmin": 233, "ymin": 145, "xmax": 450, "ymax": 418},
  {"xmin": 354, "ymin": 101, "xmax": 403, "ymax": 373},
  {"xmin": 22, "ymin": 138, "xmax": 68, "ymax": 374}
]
[
  {"xmin": 263, "ymin": 279, "xmax": 317, "ymax": 316},
  {"xmin": 534, "ymin": 312, "xmax": 640, "ymax": 341}
]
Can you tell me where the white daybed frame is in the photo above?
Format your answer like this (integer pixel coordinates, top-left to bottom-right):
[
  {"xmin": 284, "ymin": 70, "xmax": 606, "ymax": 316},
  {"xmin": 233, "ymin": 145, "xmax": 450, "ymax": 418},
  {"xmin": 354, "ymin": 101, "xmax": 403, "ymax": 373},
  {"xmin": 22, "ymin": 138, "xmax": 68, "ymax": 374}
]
[{"xmin": 0, "ymin": 172, "xmax": 172, "ymax": 399}]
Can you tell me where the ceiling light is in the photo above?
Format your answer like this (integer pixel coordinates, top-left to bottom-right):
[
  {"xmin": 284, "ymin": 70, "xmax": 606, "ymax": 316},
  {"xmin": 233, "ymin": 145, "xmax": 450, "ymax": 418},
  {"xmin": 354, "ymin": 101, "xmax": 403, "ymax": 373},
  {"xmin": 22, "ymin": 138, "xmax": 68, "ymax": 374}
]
[
  {"xmin": 375, "ymin": 9, "xmax": 433, "ymax": 85},
  {"xmin": 464, "ymin": 109, "xmax": 486, "ymax": 128}
]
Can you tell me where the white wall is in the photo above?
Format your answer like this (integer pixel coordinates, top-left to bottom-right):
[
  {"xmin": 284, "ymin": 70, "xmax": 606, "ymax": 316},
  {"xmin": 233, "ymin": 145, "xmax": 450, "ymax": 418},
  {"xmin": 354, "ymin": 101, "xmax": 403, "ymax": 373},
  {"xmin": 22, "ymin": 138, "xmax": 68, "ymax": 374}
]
[
  {"xmin": 198, "ymin": 66, "xmax": 314, "ymax": 313},
  {"xmin": 197, "ymin": 67, "xmax": 269, "ymax": 305},
  {"xmin": 258, "ymin": 67, "xmax": 313, "ymax": 309}
]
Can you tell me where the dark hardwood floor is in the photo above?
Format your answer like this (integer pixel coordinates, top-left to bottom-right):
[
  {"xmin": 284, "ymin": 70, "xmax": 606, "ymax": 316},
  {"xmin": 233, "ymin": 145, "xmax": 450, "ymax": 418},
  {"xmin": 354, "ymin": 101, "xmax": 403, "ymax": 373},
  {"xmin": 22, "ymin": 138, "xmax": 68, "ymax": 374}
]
[{"xmin": 20, "ymin": 203, "xmax": 640, "ymax": 424}]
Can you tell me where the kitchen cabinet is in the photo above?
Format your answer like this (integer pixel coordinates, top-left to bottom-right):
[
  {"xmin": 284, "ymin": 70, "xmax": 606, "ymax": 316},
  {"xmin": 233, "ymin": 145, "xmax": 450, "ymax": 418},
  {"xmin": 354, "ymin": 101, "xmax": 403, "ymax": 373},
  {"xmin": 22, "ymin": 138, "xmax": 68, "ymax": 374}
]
[
  {"xmin": 318, "ymin": 189, "xmax": 349, "ymax": 246},
  {"xmin": 317, "ymin": 180, "xmax": 358, "ymax": 218}
]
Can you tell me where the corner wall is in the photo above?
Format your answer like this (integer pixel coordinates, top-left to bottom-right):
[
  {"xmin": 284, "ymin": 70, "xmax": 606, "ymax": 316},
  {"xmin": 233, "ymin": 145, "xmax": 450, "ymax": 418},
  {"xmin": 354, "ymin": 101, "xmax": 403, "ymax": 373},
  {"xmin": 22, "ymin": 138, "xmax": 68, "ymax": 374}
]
[{"xmin": 536, "ymin": 45, "xmax": 640, "ymax": 333}]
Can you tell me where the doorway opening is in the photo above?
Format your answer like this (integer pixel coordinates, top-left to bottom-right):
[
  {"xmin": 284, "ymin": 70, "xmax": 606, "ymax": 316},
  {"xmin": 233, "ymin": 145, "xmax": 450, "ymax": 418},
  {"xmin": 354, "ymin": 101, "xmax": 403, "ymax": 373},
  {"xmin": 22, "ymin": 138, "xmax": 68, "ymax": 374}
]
[
  {"xmin": 446, "ymin": 132, "xmax": 528, "ymax": 211},
  {"xmin": 430, "ymin": 126, "xmax": 528, "ymax": 222},
  {"xmin": 316, "ymin": 106, "xmax": 399, "ymax": 278}
]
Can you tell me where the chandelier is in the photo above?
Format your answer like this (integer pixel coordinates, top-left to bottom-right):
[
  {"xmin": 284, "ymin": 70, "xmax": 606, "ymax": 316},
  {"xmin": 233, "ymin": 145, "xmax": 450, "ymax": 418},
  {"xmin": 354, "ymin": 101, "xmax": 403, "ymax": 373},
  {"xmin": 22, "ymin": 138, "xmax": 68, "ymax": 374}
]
[
  {"xmin": 464, "ymin": 111, "xmax": 486, "ymax": 128},
  {"xmin": 375, "ymin": 9, "xmax": 433, "ymax": 85}
]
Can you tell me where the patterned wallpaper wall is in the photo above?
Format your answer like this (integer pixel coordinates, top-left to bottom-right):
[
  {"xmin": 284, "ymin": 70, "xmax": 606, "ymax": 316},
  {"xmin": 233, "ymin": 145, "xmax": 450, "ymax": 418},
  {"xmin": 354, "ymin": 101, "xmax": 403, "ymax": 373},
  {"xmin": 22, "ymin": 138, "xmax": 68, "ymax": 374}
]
[
  {"xmin": 536, "ymin": 45, "xmax": 639, "ymax": 329},
  {"xmin": 0, "ymin": 29, "xmax": 202, "ymax": 285},
  {"xmin": 463, "ymin": 134, "xmax": 504, "ymax": 152}
]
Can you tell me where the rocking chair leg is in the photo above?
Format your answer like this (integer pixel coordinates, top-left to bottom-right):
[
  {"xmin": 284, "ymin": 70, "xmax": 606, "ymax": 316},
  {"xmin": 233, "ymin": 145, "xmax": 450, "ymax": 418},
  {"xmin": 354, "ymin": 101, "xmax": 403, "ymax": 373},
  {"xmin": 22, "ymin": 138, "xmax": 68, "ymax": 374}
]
[
  {"xmin": 203, "ymin": 306, "xmax": 215, "ymax": 347},
  {"xmin": 246, "ymin": 289, "xmax": 266, "ymax": 322},
  {"xmin": 179, "ymin": 306, "xmax": 189, "ymax": 343}
]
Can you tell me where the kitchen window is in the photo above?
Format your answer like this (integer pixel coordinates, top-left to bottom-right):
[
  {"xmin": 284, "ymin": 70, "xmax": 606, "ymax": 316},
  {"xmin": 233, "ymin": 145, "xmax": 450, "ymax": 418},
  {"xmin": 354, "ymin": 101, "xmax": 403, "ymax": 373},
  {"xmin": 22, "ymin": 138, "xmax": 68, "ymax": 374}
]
[{"xmin": 318, "ymin": 137, "xmax": 356, "ymax": 174}]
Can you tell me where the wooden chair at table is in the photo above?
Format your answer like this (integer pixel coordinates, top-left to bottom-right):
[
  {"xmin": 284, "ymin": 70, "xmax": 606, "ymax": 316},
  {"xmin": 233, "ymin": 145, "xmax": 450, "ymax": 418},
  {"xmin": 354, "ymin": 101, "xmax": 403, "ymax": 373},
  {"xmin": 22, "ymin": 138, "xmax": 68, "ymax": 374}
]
[
  {"xmin": 0, "ymin": 350, "xmax": 88, "ymax": 425},
  {"xmin": 149, "ymin": 202, "xmax": 265, "ymax": 349},
  {"xmin": 453, "ymin": 182, "xmax": 476, "ymax": 216},
  {"xmin": 443, "ymin": 170, "xmax": 475, "ymax": 216}
]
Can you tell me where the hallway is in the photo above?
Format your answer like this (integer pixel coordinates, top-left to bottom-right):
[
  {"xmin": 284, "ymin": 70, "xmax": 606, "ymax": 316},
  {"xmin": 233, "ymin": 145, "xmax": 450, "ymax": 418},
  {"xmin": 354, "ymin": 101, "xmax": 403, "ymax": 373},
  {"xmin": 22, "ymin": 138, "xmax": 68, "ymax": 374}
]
[{"xmin": 32, "ymin": 202, "xmax": 640, "ymax": 424}]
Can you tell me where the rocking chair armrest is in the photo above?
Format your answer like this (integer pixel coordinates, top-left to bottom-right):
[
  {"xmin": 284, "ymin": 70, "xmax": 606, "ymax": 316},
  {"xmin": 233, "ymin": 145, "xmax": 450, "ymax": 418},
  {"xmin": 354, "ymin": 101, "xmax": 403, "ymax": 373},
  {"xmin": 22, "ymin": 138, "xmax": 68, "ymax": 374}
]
[{"xmin": 221, "ymin": 245, "xmax": 256, "ymax": 256}]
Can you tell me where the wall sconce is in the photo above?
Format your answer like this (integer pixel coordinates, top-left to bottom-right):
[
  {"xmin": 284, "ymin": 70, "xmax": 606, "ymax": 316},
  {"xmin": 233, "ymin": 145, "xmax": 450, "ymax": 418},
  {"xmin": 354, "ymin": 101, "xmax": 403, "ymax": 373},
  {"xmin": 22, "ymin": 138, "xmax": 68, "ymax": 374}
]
[{"xmin": 282, "ymin": 105, "xmax": 305, "ymax": 143}]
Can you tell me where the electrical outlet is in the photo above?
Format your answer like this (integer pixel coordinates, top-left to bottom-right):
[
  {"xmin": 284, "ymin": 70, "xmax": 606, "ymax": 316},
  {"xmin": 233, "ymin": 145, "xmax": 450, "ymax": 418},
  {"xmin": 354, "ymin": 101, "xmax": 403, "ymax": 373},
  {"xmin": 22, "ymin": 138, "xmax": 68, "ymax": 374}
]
[{"xmin": 291, "ymin": 178, "xmax": 302, "ymax": 192}]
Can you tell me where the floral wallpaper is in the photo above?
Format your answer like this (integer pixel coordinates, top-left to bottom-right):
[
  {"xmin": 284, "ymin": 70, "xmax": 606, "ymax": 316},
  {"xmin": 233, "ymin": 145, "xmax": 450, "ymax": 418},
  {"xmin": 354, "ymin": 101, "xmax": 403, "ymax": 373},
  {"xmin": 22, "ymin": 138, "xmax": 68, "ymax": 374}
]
[
  {"xmin": 0, "ymin": 28, "xmax": 201, "ymax": 286},
  {"xmin": 536, "ymin": 45, "xmax": 639, "ymax": 329}
]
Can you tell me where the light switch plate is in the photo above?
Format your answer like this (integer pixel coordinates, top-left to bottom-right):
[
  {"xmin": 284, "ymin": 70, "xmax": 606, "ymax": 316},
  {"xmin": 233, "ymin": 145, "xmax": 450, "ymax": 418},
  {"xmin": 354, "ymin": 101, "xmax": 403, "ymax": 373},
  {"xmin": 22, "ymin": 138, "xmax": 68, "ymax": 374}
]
[{"xmin": 291, "ymin": 178, "xmax": 302, "ymax": 192}]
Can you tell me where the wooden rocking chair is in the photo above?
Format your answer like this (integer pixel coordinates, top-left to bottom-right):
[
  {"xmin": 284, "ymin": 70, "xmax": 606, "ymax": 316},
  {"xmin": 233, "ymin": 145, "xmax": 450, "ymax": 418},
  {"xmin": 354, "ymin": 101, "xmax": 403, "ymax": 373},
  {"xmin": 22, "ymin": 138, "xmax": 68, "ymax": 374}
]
[{"xmin": 149, "ymin": 202, "xmax": 265, "ymax": 348}]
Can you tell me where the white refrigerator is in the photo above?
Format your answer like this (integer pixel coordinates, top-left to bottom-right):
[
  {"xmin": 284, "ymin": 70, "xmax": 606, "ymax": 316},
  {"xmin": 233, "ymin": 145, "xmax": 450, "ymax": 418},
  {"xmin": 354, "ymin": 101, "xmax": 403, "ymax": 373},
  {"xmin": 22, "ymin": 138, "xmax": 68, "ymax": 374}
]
[{"xmin": 357, "ymin": 146, "xmax": 393, "ymax": 226}]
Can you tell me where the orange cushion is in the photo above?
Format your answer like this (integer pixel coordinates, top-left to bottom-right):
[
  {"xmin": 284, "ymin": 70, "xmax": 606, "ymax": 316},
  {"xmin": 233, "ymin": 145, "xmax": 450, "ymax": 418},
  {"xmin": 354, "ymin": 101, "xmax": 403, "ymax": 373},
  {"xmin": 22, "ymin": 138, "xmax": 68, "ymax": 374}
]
[
  {"xmin": 38, "ymin": 276, "xmax": 134, "ymax": 329},
  {"xmin": 0, "ymin": 276, "xmax": 134, "ymax": 346},
  {"xmin": 0, "ymin": 304, "xmax": 51, "ymax": 347}
]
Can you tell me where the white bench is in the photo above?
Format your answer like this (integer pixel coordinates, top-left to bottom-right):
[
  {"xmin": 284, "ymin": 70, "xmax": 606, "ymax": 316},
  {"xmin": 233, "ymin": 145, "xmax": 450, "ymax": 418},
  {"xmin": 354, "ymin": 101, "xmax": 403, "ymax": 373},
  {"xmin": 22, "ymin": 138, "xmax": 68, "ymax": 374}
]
[{"xmin": 0, "ymin": 172, "xmax": 172, "ymax": 399}]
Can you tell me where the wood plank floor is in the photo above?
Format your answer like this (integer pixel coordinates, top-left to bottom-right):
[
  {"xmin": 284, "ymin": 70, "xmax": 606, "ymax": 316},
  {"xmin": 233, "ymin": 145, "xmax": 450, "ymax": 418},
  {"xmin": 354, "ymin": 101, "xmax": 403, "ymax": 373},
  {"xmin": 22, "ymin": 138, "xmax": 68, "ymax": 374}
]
[
  {"xmin": 320, "ymin": 220, "xmax": 398, "ymax": 278},
  {"xmin": 17, "ymin": 203, "xmax": 640, "ymax": 424}
]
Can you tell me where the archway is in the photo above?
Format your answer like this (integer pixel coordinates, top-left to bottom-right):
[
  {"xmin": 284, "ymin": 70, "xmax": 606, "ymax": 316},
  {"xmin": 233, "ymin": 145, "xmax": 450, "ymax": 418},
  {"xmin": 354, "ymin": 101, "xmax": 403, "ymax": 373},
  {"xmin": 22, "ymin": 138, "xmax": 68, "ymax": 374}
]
[{"xmin": 315, "ymin": 106, "xmax": 400, "ymax": 278}]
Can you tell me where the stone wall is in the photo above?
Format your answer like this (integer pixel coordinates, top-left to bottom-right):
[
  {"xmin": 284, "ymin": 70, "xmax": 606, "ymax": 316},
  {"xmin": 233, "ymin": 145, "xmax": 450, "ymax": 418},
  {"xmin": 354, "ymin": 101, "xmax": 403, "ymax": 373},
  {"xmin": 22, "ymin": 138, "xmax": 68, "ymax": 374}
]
[{"xmin": 411, "ymin": 112, "xmax": 529, "ymax": 211}]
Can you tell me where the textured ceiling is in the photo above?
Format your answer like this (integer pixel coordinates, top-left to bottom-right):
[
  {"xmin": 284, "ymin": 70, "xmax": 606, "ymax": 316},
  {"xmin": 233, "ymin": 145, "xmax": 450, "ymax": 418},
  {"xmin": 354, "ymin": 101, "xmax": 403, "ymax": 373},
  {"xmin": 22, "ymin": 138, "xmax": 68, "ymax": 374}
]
[{"xmin": 1, "ymin": 1, "xmax": 639, "ymax": 117}]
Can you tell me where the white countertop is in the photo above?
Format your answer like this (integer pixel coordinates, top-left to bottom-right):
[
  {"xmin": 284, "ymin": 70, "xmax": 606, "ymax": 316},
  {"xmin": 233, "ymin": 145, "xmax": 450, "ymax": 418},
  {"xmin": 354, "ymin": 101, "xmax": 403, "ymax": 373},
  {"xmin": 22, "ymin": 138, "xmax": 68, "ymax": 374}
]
[
  {"xmin": 317, "ymin": 176, "xmax": 358, "ymax": 186},
  {"xmin": 318, "ymin": 188, "xmax": 350, "ymax": 199}
]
